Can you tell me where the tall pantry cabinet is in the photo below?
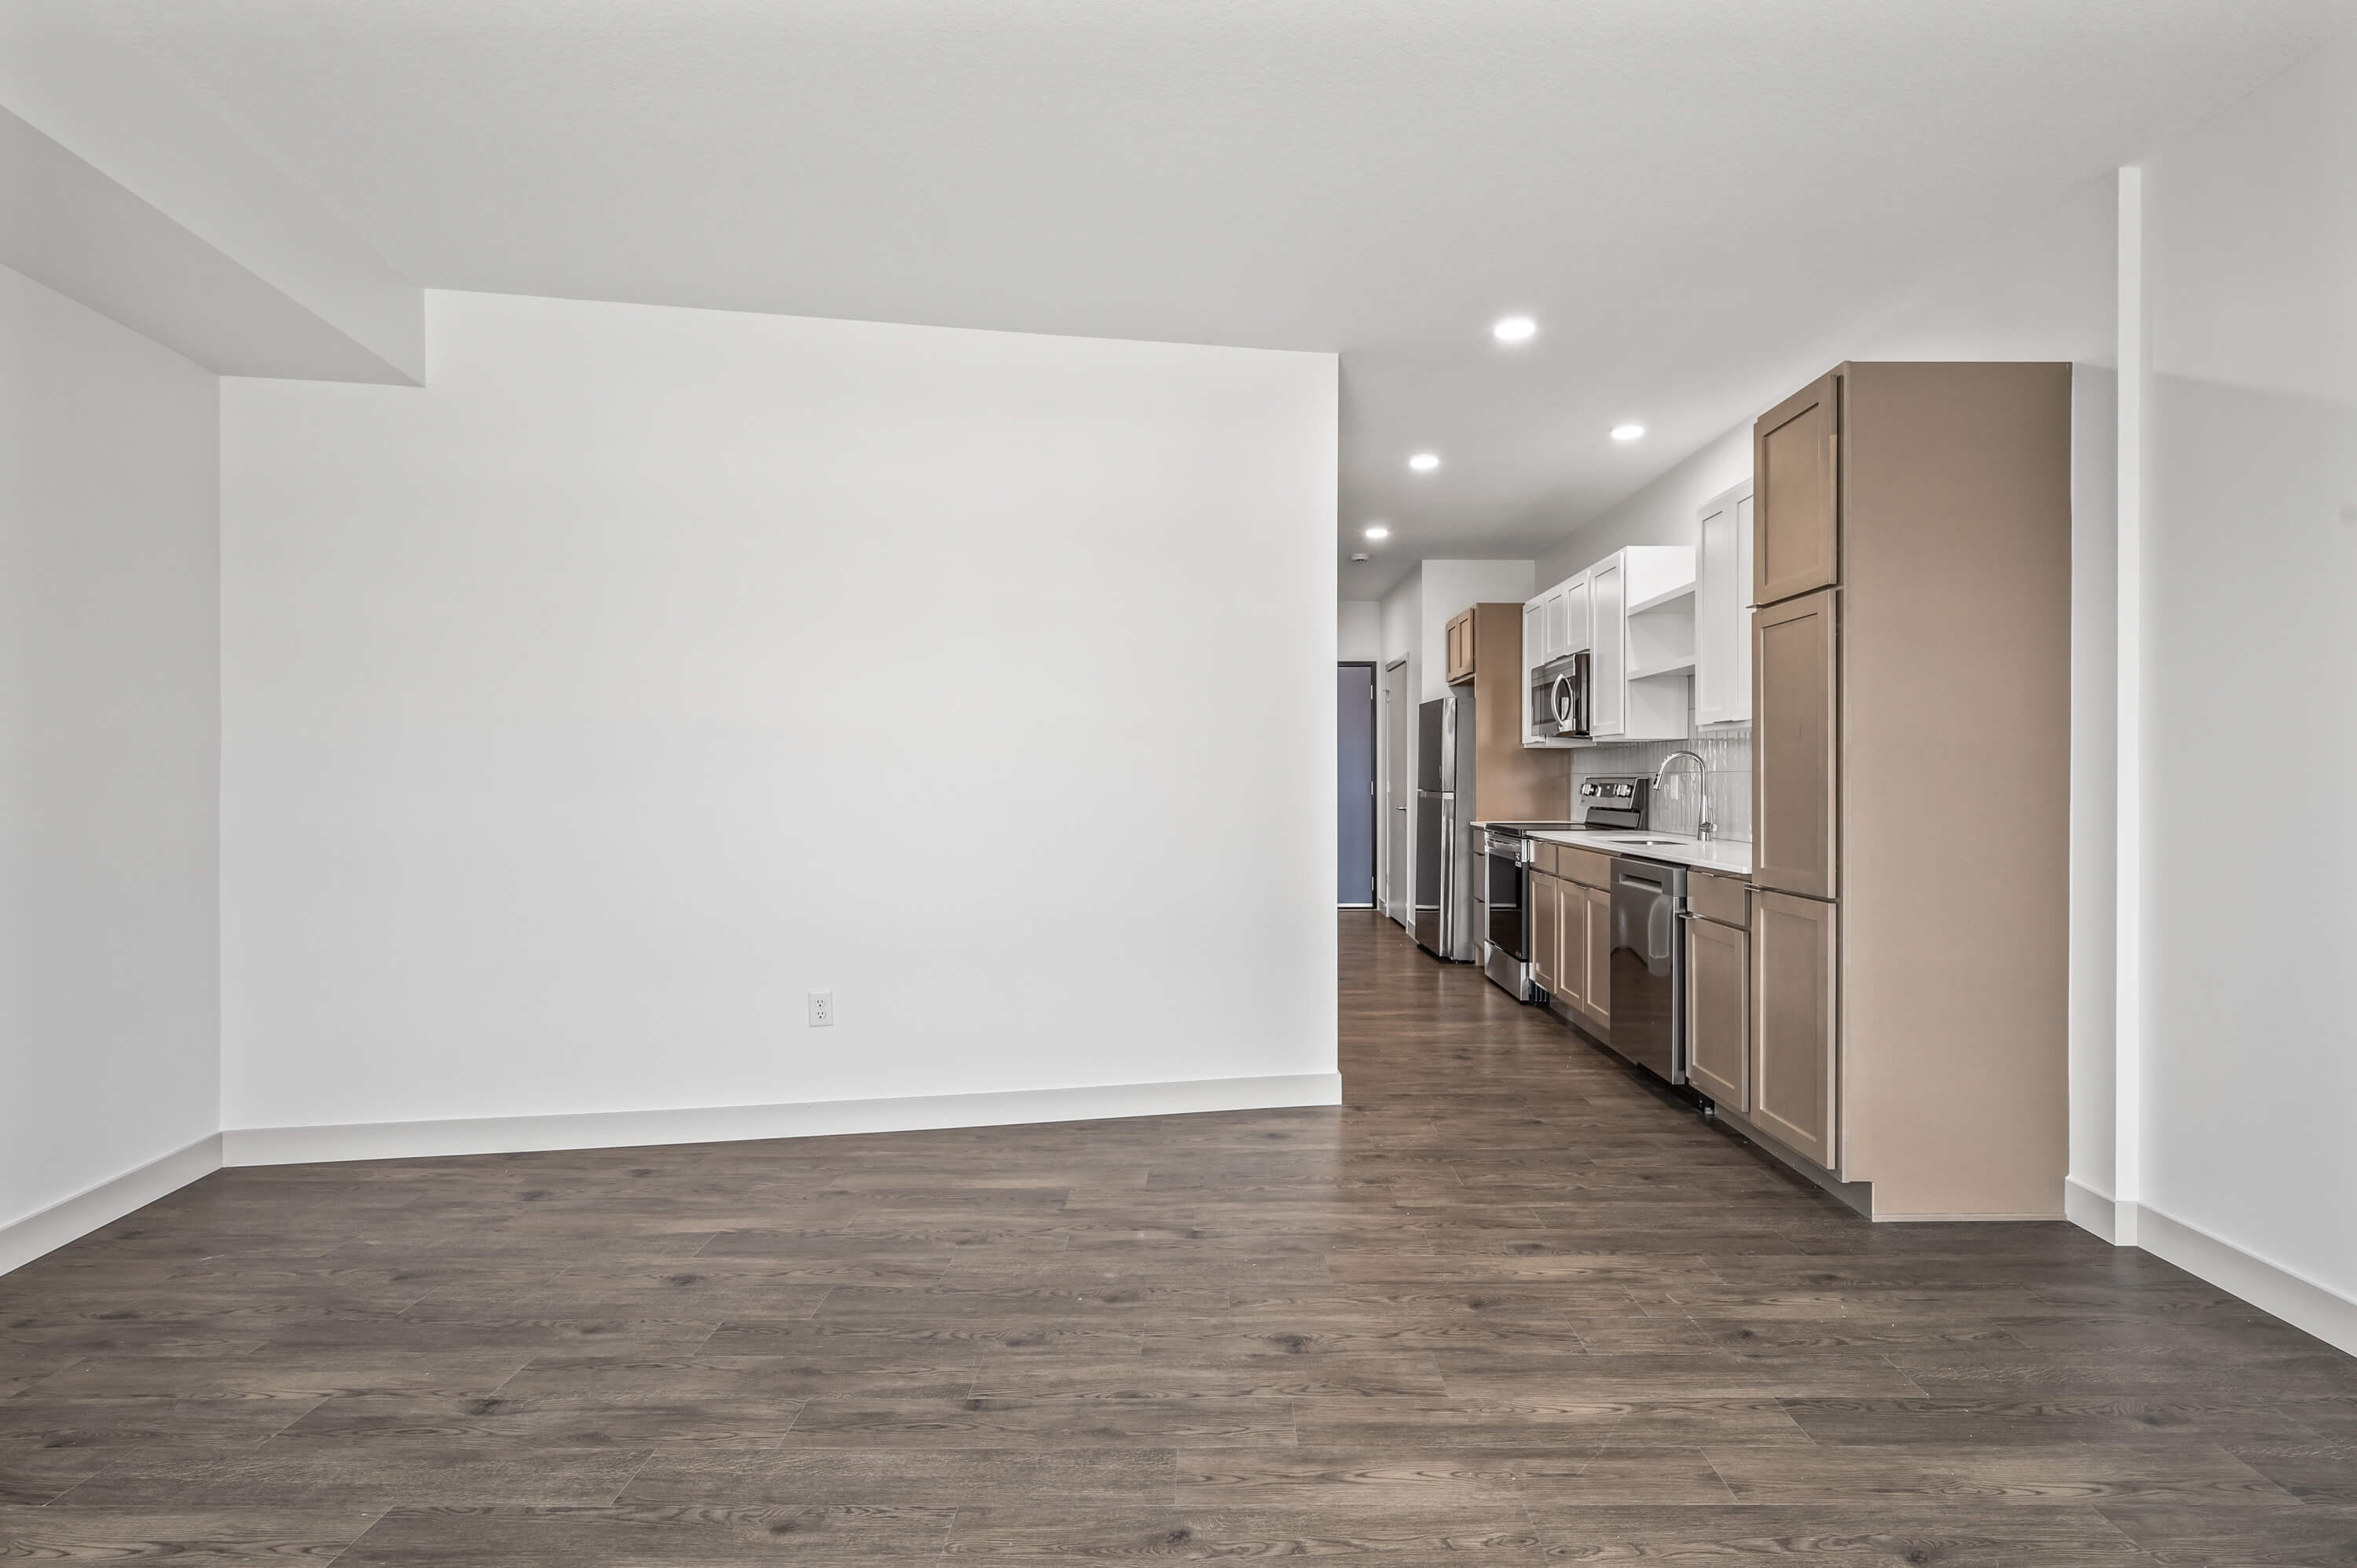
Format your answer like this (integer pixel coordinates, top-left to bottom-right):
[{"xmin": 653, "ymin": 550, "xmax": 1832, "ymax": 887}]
[{"xmin": 1739, "ymin": 362, "xmax": 2072, "ymax": 1219}]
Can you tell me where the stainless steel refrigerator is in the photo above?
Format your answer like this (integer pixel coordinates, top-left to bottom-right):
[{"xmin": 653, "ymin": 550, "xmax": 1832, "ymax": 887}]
[{"xmin": 1412, "ymin": 694, "xmax": 1479, "ymax": 961}]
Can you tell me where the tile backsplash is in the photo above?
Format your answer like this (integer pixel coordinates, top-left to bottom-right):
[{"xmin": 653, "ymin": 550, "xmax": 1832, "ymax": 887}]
[{"xmin": 1569, "ymin": 724, "xmax": 1750, "ymax": 842}]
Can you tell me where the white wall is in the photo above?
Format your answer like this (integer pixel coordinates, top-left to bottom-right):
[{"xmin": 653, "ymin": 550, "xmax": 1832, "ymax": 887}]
[
  {"xmin": 1338, "ymin": 599, "xmax": 1380, "ymax": 662},
  {"xmin": 220, "ymin": 291, "xmax": 1338, "ymax": 1144},
  {"xmin": 0, "ymin": 262, "xmax": 220, "ymax": 1257},
  {"xmin": 1414, "ymin": 560, "xmax": 1535, "ymax": 700},
  {"xmin": 2136, "ymin": 34, "xmax": 2357, "ymax": 1326},
  {"xmin": 1534, "ymin": 178, "xmax": 2118, "ymax": 599},
  {"xmin": 1534, "ymin": 427, "xmax": 1752, "ymax": 590},
  {"xmin": 0, "ymin": 0, "xmax": 423, "ymax": 383},
  {"xmin": 2067, "ymin": 365, "xmax": 2120, "ymax": 1208},
  {"xmin": 1379, "ymin": 571, "xmax": 1419, "ymax": 676}
]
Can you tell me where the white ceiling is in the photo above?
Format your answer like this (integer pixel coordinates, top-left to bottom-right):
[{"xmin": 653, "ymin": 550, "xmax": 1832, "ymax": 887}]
[{"xmin": 102, "ymin": 0, "xmax": 2355, "ymax": 596}]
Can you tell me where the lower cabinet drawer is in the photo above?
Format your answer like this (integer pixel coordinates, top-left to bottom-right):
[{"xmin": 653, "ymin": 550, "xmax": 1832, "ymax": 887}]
[
  {"xmin": 1560, "ymin": 846, "xmax": 1612, "ymax": 889},
  {"xmin": 1690, "ymin": 870, "xmax": 1749, "ymax": 927}
]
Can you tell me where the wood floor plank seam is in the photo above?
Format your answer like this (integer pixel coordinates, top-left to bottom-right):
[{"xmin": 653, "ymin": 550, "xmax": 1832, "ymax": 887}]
[{"xmin": 2, "ymin": 911, "xmax": 2353, "ymax": 1564}]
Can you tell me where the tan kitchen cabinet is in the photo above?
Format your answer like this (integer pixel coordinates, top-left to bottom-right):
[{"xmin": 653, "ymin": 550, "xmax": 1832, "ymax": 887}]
[
  {"xmin": 1445, "ymin": 609, "xmax": 1475, "ymax": 684},
  {"xmin": 1456, "ymin": 604, "xmax": 1567, "ymax": 820},
  {"xmin": 1753, "ymin": 588, "xmax": 1837, "ymax": 902},
  {"xmin": 1685, "ymin": 907, "xmax": 1750, "ymax": 1112},
  {"xmin": 1530, "ymin": 870, "xmax": 1560, "ymax": 996},
  {"xmin": 1754, "ymin": 371, "xmax": 1840, "ymax": 606},
  {"xmin": 1582, "ymin": 882, "xmax": 1611, "ymax": 1026},
  {"xmin": 1540, "ymin": 846, "xmax": 1612, "ymax": 1026},
  {"xmin": 1750, "ymin": 889, "xmax": 1835, "ymax": 1167},
  {"xmin": 1728, "ymin": 362, "xmax": 2070, "ymax": 1220},
  {"xmin": 1558, "ymin": 875, "xmax": 1586, "ymax": 1011}
]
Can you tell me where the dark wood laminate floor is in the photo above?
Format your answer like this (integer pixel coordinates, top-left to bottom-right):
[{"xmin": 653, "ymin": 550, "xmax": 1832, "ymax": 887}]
[{"xmin": 5, "ymin": 911, "xmax": 2355, "ymax": 1563}]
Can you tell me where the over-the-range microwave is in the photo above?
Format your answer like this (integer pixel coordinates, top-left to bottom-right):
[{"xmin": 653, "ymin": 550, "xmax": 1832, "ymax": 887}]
[{"xmin": 1530, "ymin": 650, "xmax": 1589, "ymax": 740}]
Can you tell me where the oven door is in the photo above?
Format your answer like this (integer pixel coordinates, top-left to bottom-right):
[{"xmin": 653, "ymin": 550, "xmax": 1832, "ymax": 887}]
[{"xmin": 1484, "ymin": 837, "xmax": 1527, "ymax": 961}]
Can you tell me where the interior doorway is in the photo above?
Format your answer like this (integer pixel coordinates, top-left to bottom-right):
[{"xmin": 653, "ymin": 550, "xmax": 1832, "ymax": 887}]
[
  {"xmin": 1380, "ymin": 658, "xmax": 1411, "ymax": 924},
  {"xmin": 1337, "ymin": 662, "xmax": 1376, "ymax": 907}
]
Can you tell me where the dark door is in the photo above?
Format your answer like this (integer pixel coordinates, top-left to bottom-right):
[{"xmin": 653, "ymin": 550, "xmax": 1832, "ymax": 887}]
[{"xmin": 1337, "ymin": 663, "xmax": 1376, "ymax": 906}]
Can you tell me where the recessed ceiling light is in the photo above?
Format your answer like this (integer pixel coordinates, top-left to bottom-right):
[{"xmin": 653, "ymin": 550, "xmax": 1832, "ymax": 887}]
[
  {"xmin": 1408, "ymin": 452, "xmax": 1441, "ymax": 472},
  {"xmin": 1492, "ymin": 316, "xmax": 1538, "ymax": 343},
  {"xmin": 1611, "ymin": 423, "xmax": 1646, "ymax": 442},
  {"xmin": 1364, "ymin": 524, "xmax": 1391, "ymax": 540},
  {"xmin": 1351, "ymin": 552, "xmax": 1371, "ymax": 562}
]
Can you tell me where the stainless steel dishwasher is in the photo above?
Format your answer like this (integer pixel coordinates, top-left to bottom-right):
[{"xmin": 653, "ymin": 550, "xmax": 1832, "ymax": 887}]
[{"xmin": 1609, "ymin": 857, "xmax": 1688, "ymax": 1084}]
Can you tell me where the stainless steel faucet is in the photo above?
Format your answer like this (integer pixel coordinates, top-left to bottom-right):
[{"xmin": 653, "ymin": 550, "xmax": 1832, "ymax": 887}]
[{"xmin": 1654, "ymin": 750, "xmax": 1713, "ymax": 841}]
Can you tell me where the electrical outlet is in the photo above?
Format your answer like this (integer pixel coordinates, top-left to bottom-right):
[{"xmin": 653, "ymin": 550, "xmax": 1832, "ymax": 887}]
[{"xmin": 807, "ymin": 990, "xmax": 834, "ymax": 1028}]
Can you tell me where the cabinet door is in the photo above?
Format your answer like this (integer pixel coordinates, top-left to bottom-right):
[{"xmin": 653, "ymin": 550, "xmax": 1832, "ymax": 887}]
[
  {"xmin": 1563, "ymin": 574, "xmax": 1592, "ymax": 654},
  {"xmin": 1530, "ymin": 872, "xmax": 1559, "ymax": 994},
  {"xmin": 1736, "ymin": 489, "xmax": 1756, "ymax": 610},
  {"xmin": 1556, "ymin": 879, "xmax": 1583, "ymax": 1008},
  {"xmin": 1686, "ymin": 914, "xmax": 1750, "ymax": 1112},
  {"xmin": 1588, "ymin": 559, "xmax": 1623, "ymax": 737},
  {"xmin": 1752, "ymin": 890, "xmax": 1836, "ymax": 1167},
  {"xmin": 1520, "ymin": 603, "xmax": 1545, "ymax": 743},
  {"xmin": 1584, "ymin": 884, "xmax": 1611, "ymax": 1024},
  {"xmin": 1754, "ymin": 371, "xmax": 1840, "ymax": 605},
  {"xmin": 1753, "ymin": 588, "xmax": 1837, "ymax": 901},
  {"xmin": 1694, "ymin": 487, "xmax": 1740, "ymax": 726}
]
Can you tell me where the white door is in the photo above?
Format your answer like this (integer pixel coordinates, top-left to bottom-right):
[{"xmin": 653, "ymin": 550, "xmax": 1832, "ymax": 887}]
[
  {"xmin": 1380, "ymin": 658, "xmax": 1413, "ymax": 924},
  {"xmin": 1520, "ymin": 603, "xmax": 1543, "ymax": 743},
  {"xmin": 1563, "ymin": 573, "xmax": 1593, "ymax": 654},
  {"xmin": 1694, "ymin": 481, "xmax": 1754, "ymax": 726},
  {"xmin": 1589, "ymin": 556, "xmax": 1624, "ymax": 737}
]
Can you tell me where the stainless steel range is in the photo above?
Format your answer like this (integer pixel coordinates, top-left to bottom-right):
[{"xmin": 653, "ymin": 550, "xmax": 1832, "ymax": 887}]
[{"xmin": 1475, "ymin": 775, "xmax": 1657, "ymax": 1006}]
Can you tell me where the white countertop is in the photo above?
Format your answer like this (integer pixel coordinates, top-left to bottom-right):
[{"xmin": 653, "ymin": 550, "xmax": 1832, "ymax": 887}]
[{"xmin": 1523, "ymin": 828, "xmax": 1752, "ymax": 877}]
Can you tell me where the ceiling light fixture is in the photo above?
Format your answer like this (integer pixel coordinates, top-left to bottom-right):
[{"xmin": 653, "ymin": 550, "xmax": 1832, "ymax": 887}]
[
  {"xmin": 1611, "ymin": 423, "xmax": 1646, "ymax": 442},
  {"xmin": 1408, "ymin": 452, "xmax": 1441, "ymax": 472},
  {"xmin": 1492, "ymin": 316, "xmax": 1538, "ymax": 344},
  {"xmin": 1364, "ymin": 524, "xmax": 1391, "ymax": 540},
  {"xmin": 1351, "ymin": 552, "xmax": 1371, "ymax": 562}
]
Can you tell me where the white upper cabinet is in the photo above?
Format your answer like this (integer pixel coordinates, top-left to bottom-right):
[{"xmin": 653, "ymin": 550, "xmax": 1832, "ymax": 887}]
[
  {"xmin": 1523, "ymin": 546, "xmax": 1693, "ymax": 748},
  {"xmin": 1561, "ymin": 573, "xmax": 1592, "ymax": 654},
  {"xmin": 1694, "ymin": 478, "xmax": 1756, "ymax": 727},
  {"xmin": 1521, "ymin": 600, "xmax": 1545, "ymax": 742},
  {"xmin": 1588, "ymin": 557, "xmax": 1625, "ymax": 738}
]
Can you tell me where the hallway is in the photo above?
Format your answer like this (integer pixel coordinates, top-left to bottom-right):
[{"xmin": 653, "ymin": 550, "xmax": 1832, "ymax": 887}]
[{"xmin": 0, "ymin": 911, "xmax": 2351, "ymax": 1562}]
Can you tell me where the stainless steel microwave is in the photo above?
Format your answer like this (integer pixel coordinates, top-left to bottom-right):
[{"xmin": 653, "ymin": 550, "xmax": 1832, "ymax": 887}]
[{"xmin": 1530, "ymin": 651, "xmax": 1589, "ymax": 740}]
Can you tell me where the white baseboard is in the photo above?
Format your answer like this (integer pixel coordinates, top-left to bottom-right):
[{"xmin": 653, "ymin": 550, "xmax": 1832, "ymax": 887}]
[
  {"xmin": 2135, "ymin": 1200, "xmax": 2357, "ymax": 1358},
  {"xmin": 1875, "ymin": 1211, "xmax": 2068, "ymax": 1223},
  {"xmin": 0, "ymin": 1134, "xmax": 222, "ymax": 1276},
  {"xmin": 2064, "ymin": 1175, "xmax": 2140, "ymax": 1244},
  {"xmin": 222, "ymin": 1072, "xmax": 1345, "ymax": 1167},
  {"xmin": 2064, "ymin": 1176, "xmax": 2139, "ymax": 1244}
]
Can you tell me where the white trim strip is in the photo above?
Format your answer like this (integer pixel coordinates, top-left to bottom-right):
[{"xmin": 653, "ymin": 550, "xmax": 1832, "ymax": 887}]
[
  {"xmin": 221, "ymin": 1072, "xmax": 1345, "ymax": 1167},
  {"xmin": 2114, "ymin": 164, "xmax": 2146, "ymax": 1220},
  {"xmin": 2064, "ymin": 1174, "xmax": 2139, "ymax": 1246},
  {"xmin": 2137, "ymin": 1201, "xmax": 2357, "ymax": 1358},
  {"xmin": 0, "ymin": 1134, "xmax": 223, "ymax": 1277}
]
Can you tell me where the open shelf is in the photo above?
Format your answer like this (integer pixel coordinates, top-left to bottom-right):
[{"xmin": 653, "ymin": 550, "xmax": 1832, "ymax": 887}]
[
  {"xmin": 1628, "ymin": 652, "xmax": 1697, "ymax": 680},
  {"xmin": 1626, "ymin": 580, "xmax": 1697, "ymax": 617}
]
